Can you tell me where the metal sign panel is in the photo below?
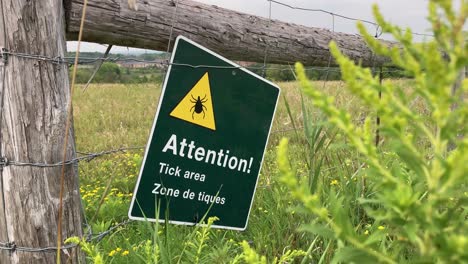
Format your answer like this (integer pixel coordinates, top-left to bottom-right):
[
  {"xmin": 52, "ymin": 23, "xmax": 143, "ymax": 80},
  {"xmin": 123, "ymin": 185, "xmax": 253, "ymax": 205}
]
[{"xmin": 129, "ymin": 36, "xmax": 280, "ymax": 230}]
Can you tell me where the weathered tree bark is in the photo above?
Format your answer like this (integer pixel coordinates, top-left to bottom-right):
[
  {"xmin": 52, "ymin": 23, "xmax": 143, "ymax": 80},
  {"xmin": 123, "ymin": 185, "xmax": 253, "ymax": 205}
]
[
  {"xmin": 0, "ymin": 0, "xmax": 83, "ymax": 263},
  {"xmin": 66, "ymin": 0, "xmax": 394, "ymax": 67}
]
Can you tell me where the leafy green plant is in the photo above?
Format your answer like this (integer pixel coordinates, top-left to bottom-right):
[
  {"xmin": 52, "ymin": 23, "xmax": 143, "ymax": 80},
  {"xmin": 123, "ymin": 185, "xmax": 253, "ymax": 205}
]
[
  {"xmin": 278, "ymin": 0, "xmax": 467, "ymax": 263},
  {"xmin": 237, "ymin": 240, "xmax": 306, "ymax": 264},
  {"xmin": 66, "ymin": 237, "xmax": 104, "ymax": 264},
  {"xmin": 180, "ymin": 216, "xmax": 219, "ymax": 264}
]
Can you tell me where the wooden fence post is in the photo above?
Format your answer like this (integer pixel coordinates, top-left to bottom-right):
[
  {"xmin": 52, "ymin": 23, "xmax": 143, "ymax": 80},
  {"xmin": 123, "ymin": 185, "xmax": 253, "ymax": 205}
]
[{"xmin": 0, "ymin": 0, "xmax": 83, "ymax": 263}]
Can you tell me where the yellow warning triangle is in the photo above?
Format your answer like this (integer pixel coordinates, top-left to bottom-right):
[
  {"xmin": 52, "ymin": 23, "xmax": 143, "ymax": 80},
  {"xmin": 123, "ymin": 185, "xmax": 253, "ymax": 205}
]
[{"xmin": 170, "ymin": 72, "xmax": 216, "ymax": 130}]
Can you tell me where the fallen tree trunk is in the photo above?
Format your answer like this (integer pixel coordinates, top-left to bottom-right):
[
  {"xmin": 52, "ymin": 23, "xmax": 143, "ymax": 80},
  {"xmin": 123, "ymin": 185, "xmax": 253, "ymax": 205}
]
[{"xmin": 66, "ymin": 0, "xmax": 393, "ymax": 67}]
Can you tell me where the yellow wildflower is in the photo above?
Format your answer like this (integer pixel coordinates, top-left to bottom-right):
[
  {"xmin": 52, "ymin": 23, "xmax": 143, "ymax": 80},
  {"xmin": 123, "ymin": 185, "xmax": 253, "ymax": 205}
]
[
  {"xmin": 108, "ymin": 250, "xmax": 116, "ymax": 257},
  {"xmin": 378, "ymin": 226, "xmax": 385, "ymax": 230},
  {"xmin": 330, "ymin": 179, "xmax": 339, "ymax": 186},
  {"xmin": 121, "ymin": 250, "xmax": 129, "ymax": 256}
]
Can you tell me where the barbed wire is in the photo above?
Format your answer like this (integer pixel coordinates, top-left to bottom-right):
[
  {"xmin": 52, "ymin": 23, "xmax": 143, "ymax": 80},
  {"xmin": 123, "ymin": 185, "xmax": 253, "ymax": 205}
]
[
  {"xmin": 0, "ymin": 241, "xmax": 78, "ymax": 253},
  {"xmin": 0, "ymin": 124, "xmax": 325, "ymax": 170},
  {"xmin": 262, "ymin": 0, "xmax": 273, "ymax": 77},
  {"xmin": 0, "ymin": 146, "xmax": 144, "ymax": 169},
  {"xmin": 0, "ymin": 120, "xmax": 328, "ymax": 170},
  {"xmin": 267, "ymin": 0, "xmax": 434, "ymax": 38},
  {"xmin": 322, "ymin": 8, "xmax": 336, "ymax": 87},
  {"xmin": 0, "ymin": 218, "xmax": 133, "ymax": 253},
  {"xmin": 271, "ymin": 127, "xmax": 303, "ymax": 134},
  {"xmin": 268, "ymin": 0, "xmax": 377, "ymax": 27},
  {"xmin": 166, "ymin": 0, "xmax": 180, "ymax": 55},
  {"xmin": 88, "ymin": 219, "xmax": 133, "ymax": 242},
  {"xmin": 0, "ymin": 50, "xmax": 408, "ymax": 75},
  {"xmin": 82, "ymin": 44, "xmax": 113, "ymax": 92}
]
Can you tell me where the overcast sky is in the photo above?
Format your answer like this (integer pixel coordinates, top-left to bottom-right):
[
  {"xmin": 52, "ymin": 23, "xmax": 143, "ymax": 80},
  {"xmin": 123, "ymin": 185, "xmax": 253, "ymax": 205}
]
[{"xmin": 67, "ymin": 0, "xmax": 436, "ymax": 53}]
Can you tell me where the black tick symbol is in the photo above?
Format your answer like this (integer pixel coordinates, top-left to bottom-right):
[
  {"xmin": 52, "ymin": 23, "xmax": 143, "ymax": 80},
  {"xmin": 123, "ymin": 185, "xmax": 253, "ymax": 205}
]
[{"xmin": 190, "ymin": 94, "xmax": 208, "ymax": 119}]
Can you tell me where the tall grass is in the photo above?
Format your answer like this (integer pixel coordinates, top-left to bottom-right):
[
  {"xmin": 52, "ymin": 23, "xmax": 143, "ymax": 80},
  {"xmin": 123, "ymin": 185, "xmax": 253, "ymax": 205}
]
[
  {"xmin": 72, "ymin": 74, "xmax": 423, "ymax": 263},
  {"xmin": 73, "ymin": 83, "xmax": 161, "ymax": 151},
  {"xmin": 73, "ymin": 81, "xmax": 327, "ymax": 262}
]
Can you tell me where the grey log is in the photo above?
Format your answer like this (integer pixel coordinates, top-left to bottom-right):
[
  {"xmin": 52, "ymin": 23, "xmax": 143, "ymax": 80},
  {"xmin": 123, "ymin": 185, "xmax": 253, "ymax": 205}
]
[
  {"xmin": 0, "ymin": 0, "xmax": 83, "ymax": 263},
  {"xmin": 66, "ymin": 0, "xmax": 393, "ymax": 67}
]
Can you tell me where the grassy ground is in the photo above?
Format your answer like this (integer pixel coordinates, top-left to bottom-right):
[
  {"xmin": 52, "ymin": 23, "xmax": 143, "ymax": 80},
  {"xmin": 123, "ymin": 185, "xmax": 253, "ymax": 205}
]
[{"xmin": 73, "ymin": 79, "xmax": 412, "ymax": 263}]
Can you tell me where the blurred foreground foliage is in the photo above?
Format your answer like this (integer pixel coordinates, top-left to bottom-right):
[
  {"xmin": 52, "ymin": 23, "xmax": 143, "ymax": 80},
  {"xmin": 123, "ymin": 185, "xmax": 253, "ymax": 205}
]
[{"xmin": 276, "ymin": 0, "xmax": 467, "ymax": 263}]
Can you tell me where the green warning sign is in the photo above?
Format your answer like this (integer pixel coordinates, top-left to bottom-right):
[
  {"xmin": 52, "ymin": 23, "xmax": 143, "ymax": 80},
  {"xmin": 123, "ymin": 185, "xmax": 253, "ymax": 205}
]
[{"xmin": 129, "ymin": 36, "xmax": 280, "ymax": 230}]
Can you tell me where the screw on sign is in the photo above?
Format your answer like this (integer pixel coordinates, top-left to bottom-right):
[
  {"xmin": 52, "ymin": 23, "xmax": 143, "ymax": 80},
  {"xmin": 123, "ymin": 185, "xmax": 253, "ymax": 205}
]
[{"xmin": 129, "ymin": 36, "xmax": 280, "ymax": 230}]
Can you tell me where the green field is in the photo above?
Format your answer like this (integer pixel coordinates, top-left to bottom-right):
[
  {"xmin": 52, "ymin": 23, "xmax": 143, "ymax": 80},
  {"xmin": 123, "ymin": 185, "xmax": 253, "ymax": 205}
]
[
  {"xmin": 72, "ymin": 80, "xmax": 357, "ymax": 262},
  {"xmin": 67, "ymin": 1, "xmax": 467, "ymax": 262},
  {"xmin": 72, "ymin": 79, "xmax": 409, "ymax": 263},
  {"xmin": 72, "ymin": 74, "xmax": 466, "ymax": 264}
]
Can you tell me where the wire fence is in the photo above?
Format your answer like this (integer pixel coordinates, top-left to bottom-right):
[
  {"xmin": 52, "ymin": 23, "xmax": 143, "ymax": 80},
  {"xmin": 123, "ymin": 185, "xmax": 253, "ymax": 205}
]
[
  {"xmin": 0, "ymin": 0, "xmax": 433, "ymax": 255},
  {"xmin": 0, "ymin": 219, "xmax": 134, "ymax": 253},
  {"xmin": 0, "ymin": 145, "xmax": 142, "ymax": 252},
  {"xmin": 0, "ymin": 121, "xmax": 303, "ymax": 252},
  {"xmin": 0, "ymin": 50, "xmax": 409, "ymax": 75},
  {"xmin": 0, "ymin": 241, "xmax": 78, "ymax": 253},
  {"xmin": 267, "ymin": 0, "xmax": 434, "ymax": 38},
  {"xmin": 0, "ymin": 122, "xmax": 309, "ymax": 171},
  {"xmin": 0, "ymin": 147, "xmax": 145, "ymax": 169}
]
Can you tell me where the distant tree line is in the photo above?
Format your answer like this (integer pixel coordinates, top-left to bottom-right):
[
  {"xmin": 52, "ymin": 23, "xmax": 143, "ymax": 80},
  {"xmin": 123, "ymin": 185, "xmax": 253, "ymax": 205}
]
[
  {"xmin": 71, "ymin": 62, "xmax": 164, "ymax": 84},
  {"xmin": 68, "ymin": 51, "xmax": 167, "ymax": 84},
  {"xmin": 68, "ymin": 52, "xmax": 411, "ymax": 84},
  {"xmin": 248, "ymin": 63, "xmax": 412, "ymax": 82}
]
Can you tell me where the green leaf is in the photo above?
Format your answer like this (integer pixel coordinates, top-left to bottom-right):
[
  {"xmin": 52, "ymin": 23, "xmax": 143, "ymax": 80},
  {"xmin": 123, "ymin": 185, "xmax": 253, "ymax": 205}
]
[
  {"xmin": 331, "ymin": 247, "xmax": 379, "ymax": 264},
  {"xmin": 299, "ymin": 223, "xmax": 334, "ymax": 239}
]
